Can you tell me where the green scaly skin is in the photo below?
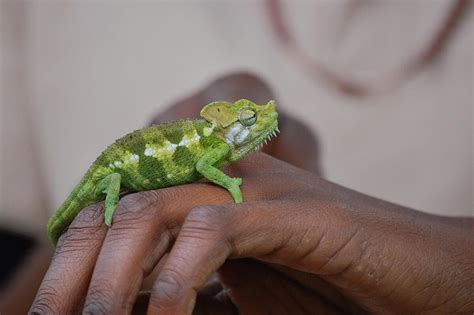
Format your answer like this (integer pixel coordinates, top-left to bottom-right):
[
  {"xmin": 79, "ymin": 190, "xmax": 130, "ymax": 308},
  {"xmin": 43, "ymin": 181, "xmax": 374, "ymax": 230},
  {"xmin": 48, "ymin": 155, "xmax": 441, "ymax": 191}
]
[{"xmin": 47, "ymin": 99, "xmax": 279, "ymax": 246}]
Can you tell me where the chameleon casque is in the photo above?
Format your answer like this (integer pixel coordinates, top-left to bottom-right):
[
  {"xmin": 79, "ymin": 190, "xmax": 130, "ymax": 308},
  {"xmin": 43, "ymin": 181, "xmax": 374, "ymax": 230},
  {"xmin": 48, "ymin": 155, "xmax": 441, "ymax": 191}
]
[{"xmin": 47, "ymin": 99, "xmax": 279, "ymax": 246}]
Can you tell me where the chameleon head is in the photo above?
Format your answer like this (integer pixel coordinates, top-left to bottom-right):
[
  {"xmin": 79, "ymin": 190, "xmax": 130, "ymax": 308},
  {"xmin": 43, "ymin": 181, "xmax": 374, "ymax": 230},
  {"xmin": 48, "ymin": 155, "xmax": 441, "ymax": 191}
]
[{"xmin": 200, "ymin": 99, "xmax": 279, "ymax": 161}]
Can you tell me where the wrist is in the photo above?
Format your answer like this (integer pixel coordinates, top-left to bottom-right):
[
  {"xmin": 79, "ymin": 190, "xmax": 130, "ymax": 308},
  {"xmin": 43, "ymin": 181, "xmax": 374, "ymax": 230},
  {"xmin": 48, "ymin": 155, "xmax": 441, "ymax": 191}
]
[{"xmin": 320, "ymin": 188, "xmax": 474, "ymax": 313}]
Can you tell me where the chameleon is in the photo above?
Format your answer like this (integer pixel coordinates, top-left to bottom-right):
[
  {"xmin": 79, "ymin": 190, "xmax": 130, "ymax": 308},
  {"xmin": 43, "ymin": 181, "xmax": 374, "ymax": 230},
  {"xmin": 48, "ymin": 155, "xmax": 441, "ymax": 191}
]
[{"xmin": 47, "ymin": 99, "xmax": 279, "ymax": 246}]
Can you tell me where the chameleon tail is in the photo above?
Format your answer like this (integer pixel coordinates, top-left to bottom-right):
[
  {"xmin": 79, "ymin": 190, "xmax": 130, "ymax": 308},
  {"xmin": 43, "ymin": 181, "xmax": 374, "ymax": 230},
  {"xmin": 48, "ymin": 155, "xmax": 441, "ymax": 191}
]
[{"xmin": 47, "ymin": 178, "xmax": 99, "ymax": 246}]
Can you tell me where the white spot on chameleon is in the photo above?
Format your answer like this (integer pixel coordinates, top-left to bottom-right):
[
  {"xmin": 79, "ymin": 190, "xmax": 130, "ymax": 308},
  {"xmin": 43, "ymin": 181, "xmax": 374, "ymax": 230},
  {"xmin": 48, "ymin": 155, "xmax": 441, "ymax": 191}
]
[
  {"xmin": 167, "ymin": 173, "xmax": 173, "ymax": 179},
  {"xmin": 167, "ymin": 143, "xmax": 177, "ymax": 151},
  {"xmin": 235, "ymin": 128, "xmax": 249, "ymax": 144},
  {"xmin": 144, "ymin": 148, "xmax": 156, "ymax": 156},
  {"xmin": 130, "ymin": 154, "xmax": 139, "ymax": 162},
  {"xmin": 145, "ymin": 141, "xmax": 177, "ymax": 160},
  {"xmin": 226, "ymin": 124, "xmax": 250, "ymax": 145},
  {"xmin": 226, "ymin": 125, "xmax": 241, "ymax": 141},
  {"xmin": 114, "ymin": 160, "xmax": 122, "ymax": 167},
  {"xmin": 109, "ymin": 163, "xmax": 115, "ymax": 169},
  {"xmin": 178, "ymin": 132, "xmax": 200, "ymax": 147},
  {"xmin": 179, "ymin": 138, "xmax": 191, "ymax": 147}
]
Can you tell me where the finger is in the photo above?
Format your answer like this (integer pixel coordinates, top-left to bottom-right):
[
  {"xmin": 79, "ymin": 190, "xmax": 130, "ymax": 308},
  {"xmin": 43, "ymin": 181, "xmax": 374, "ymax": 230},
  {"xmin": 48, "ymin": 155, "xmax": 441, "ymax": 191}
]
[
  {"xmin": 218, "ymin": 259, "xmax": 342, "ymax": 314},
  {"xmin": 30, "ymin": 203, "xmax": 107, "ymax": 314},
  {"xmin": 263, "ymin": 263, "xmax": 365, "ymax": 314},
  {"xmin": 82, "ymin": 190, "xmax": 179, "ymax": 314},
  {"xmin": 133, "ymin": 283, "xmax": 237, "ymax": 315},
  {"xmin": 148, "ymin": 200, "xmax": 362, "ymax": 314},
  {"xmin": 141, "ymin": 253, "xmax": 169, "ymax": 291},
  {"xmin": 148, "ymin": 205, "xmax": 233, "ymax": 314},
  {"xmin": 82, "ymin": 182, "xmax": 244, "ymax": 314}
]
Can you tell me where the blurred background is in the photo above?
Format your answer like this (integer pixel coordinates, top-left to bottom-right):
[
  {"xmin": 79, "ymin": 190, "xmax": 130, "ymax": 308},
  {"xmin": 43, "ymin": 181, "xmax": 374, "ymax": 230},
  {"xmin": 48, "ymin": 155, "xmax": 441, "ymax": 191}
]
[{"xmin": 0, "ymin": 0, "xmax": 472, "ymax": 310}]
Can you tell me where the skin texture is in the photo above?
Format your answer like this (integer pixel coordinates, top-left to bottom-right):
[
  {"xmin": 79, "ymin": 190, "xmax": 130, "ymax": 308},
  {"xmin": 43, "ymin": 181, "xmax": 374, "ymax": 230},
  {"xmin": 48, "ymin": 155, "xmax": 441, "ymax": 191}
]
[
  {"xmin": 29, "ymin": 153, "xmax": 474, "ymax": 314},
  {"xmin": 47, "ymin": 99, "xmax": 279, "ymax": 246}
]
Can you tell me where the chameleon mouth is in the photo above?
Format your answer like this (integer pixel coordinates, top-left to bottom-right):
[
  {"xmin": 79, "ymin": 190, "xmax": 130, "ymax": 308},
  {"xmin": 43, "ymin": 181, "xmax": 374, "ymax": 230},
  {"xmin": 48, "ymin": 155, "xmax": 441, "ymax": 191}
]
[
  {"xmin": 251, "ymin": 122, "xmax": 280, "ymax": 153},
  {"xmin": 231, "ymin": 121, "xmax": 279, "ymax": 161}
]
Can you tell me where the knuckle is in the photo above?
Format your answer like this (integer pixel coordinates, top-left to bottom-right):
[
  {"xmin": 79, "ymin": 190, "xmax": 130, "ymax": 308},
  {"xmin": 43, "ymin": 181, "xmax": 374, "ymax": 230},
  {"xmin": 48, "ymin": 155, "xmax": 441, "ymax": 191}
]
[
  {"xmin": 59, "ymin": 224, "xmax": 101, "ymax": 243},
  {"xmin": 30, "ymin": 284, "xmax": 62, "ymax": 314},
  {"xmin": 114, "ymin": 187, "xmax": 190, "ymax": 227},
  {"xmin": 187, "ymin": 205, "xmax": 232, "ymax": 229},
  {"xmin": 180, "ymin": 206, "xmax": 237, "ymax": 251},
  {"xmin": 152, "ymin": 270, "xmax": 186, "ymax": 306},
  {"xmin": 83, "ymin": 284, "xmax": 114, "ymax": 315},
  {"xmin": 120, "ymin": 191, "xmax": 155, "ymax": 213},
  {"xmin": 55, "ymin": 204, "xmax": 105, "ymax": 249},
  {"xmin": 151, "ymin": 185, "xmax": 184, "ymax": 204},
  {"xmin": 113, "ymin": 191, "xmax": 160, "ymax": 224},
  {"xmin": 55, "ymin": 234, "xmax": 91, "ymax": 257},
  {"xmin": 82, "ymin": 300, "xmax": 111, "ymax": 315},
  {"xmin": 70, "ymin": 203, "xmax": 104, "ymax": 228}
]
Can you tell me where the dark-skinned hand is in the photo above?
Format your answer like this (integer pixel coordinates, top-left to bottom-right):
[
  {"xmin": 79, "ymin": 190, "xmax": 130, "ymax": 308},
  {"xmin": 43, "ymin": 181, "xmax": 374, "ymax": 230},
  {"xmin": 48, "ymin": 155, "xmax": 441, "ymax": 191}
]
[
  {"xmin": 28, "ymin": 73, "xmax": 473, "ymax": 314},
  {"xmin": 29, "ymin": 153, "xmax": 474, "ymax": 314}
]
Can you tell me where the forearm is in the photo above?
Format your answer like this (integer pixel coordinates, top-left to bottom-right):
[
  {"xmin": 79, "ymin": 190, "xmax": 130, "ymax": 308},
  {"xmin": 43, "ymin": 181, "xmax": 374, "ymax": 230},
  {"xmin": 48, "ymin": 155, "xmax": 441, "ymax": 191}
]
[{"xmin": 311, "ymin": 178, "xmax": 474, "ymax": 313}]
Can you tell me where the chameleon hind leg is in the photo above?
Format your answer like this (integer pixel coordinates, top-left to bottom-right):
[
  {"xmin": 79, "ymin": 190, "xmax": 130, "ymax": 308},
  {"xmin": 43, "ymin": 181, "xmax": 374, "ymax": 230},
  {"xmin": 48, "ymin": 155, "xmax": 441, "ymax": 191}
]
[
  {"xmin": 98, "ymin": 173, "xmax": 121, "ymax": 226},
  {"xmin": 196, "ymin": 143, "xmax": 243, "ymax": 203}
]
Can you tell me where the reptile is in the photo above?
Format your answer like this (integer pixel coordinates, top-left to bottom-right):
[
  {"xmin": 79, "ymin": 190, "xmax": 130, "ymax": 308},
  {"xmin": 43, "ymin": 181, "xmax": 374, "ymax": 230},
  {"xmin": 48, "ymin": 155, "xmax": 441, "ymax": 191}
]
[{"xmin": 47, "ymin": 99, "xmax": 279, "ymax": 246}]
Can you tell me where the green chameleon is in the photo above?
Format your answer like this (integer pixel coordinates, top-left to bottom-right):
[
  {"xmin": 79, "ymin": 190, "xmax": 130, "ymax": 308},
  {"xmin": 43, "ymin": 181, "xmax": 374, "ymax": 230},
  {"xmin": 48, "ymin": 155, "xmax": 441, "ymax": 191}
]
[{"xmin": 47, "ymin": 99, "xmax": 279, "ymax": 246}]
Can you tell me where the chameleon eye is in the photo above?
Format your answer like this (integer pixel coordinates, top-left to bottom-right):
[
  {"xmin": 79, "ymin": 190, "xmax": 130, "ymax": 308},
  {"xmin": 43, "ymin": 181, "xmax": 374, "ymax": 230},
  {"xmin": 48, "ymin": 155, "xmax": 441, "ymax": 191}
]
[{"xmin": 239, "ymin": 109, "xmax": 256, "ymax": 126}]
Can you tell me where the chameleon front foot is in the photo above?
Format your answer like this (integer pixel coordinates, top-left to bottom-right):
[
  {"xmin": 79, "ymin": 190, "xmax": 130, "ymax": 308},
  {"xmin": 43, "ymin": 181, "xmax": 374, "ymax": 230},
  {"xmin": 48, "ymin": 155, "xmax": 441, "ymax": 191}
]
[
  {"xmin": 98, "ymin": 173, "xmax": 122, "ymax": 226},
  {"xmin": 228, "ymin": 177, "xmax": 243, "ymax": 203}
]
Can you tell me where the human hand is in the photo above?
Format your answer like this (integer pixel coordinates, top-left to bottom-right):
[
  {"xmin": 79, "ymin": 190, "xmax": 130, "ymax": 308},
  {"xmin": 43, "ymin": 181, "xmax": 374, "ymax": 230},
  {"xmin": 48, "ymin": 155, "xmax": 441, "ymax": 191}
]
[{"xmin": 30, "ymin": 153, "xmax": 473, "ymax": 314}]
